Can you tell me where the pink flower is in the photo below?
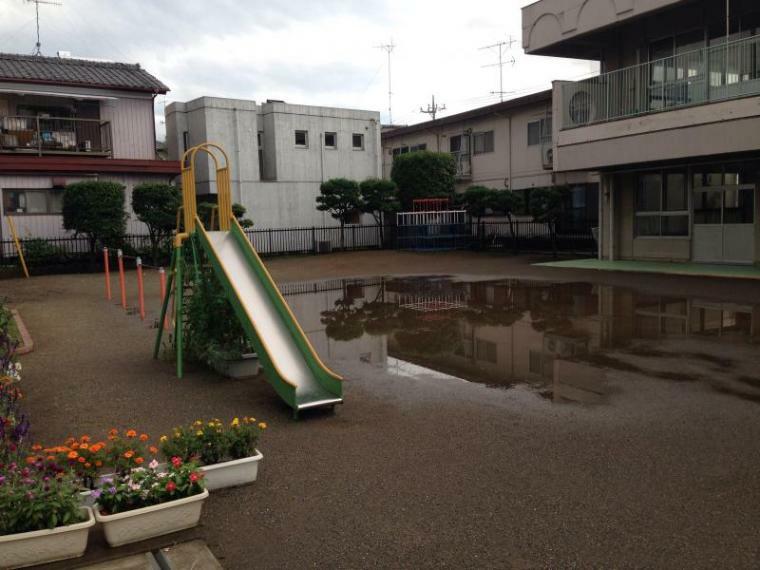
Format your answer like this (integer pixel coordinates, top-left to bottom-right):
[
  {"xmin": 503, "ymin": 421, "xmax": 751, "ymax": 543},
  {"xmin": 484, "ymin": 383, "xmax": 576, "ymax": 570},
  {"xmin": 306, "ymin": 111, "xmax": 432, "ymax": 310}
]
[
  {"xmin": 148, "ymin": 459, "xmax": 159, "ymax": 470},
  {"xmin": 189, "ymin": 472, "xmax": 199, "ymax": 483},
  {"xmin": 166, "ymin": 481, "xmax": 176, "ymax": 492},
  {"xmin": 170, "ymin": 456, "xmax": 182, "ymax": 468}
]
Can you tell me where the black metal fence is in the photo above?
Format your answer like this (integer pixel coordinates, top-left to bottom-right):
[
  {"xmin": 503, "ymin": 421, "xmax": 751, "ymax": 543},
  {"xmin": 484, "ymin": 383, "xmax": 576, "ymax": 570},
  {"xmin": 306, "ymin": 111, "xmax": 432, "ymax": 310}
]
[{"xmin": 0, "ymin": 221, "xmax": 595, "ymax": 278}]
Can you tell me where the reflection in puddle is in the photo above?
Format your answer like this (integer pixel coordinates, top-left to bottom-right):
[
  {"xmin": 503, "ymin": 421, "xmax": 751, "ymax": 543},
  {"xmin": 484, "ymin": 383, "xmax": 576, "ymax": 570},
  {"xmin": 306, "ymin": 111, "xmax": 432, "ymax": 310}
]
[{"xmin": 282, "ymin": 277, "xmax": 760, "ymax": 405}]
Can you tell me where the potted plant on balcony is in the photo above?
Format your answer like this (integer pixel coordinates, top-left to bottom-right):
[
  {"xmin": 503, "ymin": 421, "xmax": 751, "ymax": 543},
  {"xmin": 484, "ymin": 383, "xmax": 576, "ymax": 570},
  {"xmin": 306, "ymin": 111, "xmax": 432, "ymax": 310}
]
[
  {"xmin": 159, "ymin": 416, "xmax": 265, "ymax": 491},
  {"xmin": 0, "ymin": 459, "xmax": 95, "ymax": 568},
  {"xmin": 93, "ymin": 457, "xmax": 207, "ymax": 547}
]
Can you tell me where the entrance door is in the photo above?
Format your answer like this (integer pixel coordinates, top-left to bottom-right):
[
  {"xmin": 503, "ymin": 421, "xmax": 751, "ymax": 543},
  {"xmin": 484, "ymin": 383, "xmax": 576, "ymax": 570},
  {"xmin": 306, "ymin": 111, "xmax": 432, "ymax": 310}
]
[{"xmin": 693, "ymin": 185, "xmax": 755, "ymax": 264}]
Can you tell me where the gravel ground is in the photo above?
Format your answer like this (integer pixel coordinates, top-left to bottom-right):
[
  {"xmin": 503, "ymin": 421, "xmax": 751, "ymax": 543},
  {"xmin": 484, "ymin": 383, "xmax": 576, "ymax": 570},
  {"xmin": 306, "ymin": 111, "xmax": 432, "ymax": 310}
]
[{"xmin": 4, "ymin": 251, "xmax": 760, "ymax": 569}]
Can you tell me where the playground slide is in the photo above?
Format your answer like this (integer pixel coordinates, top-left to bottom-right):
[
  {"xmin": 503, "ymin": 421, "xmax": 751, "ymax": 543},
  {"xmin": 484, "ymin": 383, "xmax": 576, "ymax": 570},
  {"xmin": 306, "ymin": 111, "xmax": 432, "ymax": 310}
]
[{"xmin": 196, "ymin": 219, "xmax": 343, "ymax": 414}]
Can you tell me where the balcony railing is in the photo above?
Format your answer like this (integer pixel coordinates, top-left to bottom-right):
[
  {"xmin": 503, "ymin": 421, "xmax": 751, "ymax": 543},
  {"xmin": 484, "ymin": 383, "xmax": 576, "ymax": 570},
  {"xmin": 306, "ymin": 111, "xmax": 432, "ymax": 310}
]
[
  {"xmin": 0, "ymin": 116, "xmax": 112, "ymax": 156},
  {"xmin": 561, "ymin": 34, "xmax": 760, "ymax": 129},
  {"xmin": 451, "ymin": 151, "xmax": 472, "ymax": 179}
]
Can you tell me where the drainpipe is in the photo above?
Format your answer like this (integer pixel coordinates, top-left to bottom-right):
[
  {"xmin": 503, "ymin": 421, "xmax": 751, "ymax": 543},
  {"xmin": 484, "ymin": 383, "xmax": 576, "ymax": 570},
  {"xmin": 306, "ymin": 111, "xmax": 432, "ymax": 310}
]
[
  {"xmin": 609, "ymin": 174, "xmax": 615, "ymax": 261},
  {"xmin": 598, "ymin": 176, "xmax": 603, "ymax": 260}
]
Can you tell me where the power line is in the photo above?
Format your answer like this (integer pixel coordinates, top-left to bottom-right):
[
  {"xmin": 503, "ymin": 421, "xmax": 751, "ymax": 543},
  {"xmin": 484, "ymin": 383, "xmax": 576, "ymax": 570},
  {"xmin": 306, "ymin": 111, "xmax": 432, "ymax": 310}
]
[
  {"xmin": 375, "ymin": 40, "xmax": 395, "ymax": 124},
  {"xmin": 479, "ymin": 36, "xmax": 516, "ymax": 102},
  {"xmin": 419, "ymin": 94, "xmax": 446, "ymax": 121},
  {"xmin": 26, "ymin": 0, "xmax": 61, "ymax": 56}
]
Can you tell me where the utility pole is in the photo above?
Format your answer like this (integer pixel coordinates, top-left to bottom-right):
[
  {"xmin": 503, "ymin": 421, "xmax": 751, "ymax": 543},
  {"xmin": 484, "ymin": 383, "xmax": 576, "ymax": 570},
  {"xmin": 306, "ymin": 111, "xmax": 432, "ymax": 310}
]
[
  {"xmin": 419, "ymin": 95, "xmax": 446, "ymax": 121},
  {"xmin": 27, "ymin": 0, "xmax": 62, "ymax": 56},
  {"xmin": 375, "ymin": 40, "xmax": 396, "ymax": 124},
  {"xmin": 480, "ymin": 36, "xmax": 516, "ymax": 102}
]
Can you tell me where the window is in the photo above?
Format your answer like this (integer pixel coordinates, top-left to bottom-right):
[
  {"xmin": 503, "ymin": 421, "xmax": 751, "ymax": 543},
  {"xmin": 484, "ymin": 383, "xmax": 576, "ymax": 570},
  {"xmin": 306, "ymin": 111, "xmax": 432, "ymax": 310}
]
[
  {"xmin": 473, "ymin": 131, "xmax": 494, "ymax": 154},
  {"xmin": 392, "ymin": 146, "xmax": 409, "ymax": 157},
  {"xmin": 528, "ymin": 118, "xmax": 552, "ymax": 146},
  {"xmin": 635, "ymin": 171, "xmax": 689, "ymax": 237},
  {"xmin": 449, "ymin": 135, "xmax": 462, "ymax": 153},
  {"xmin": 3, "ymin": 189, "xmax": 63, "ymax": 215},
  {"xmin": 410, "ymin": 143, "xmax": 427, "ymax": 152},
  {"xmin": 475, "ymin": 339, "xmax": 497, "ymax": 364},
  {"xmin": 294, "ymin": 130, "xmax": 308, "ymax": 147},
  {"xmin": 352, "ymin": 133, "xmax": 364, "ymax": 150},
  {"xmin": 182, "ymin": 131, "xmax": 189, "ymax": 153},
  {"xmin": 324, "ymin": 132, "xmax": 337, "ymax": 149}
]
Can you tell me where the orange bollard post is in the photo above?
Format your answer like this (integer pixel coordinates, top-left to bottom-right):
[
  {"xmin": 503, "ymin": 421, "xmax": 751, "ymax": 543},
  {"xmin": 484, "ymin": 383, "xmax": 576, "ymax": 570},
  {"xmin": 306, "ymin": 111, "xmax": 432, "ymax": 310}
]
[
  {"xmin": 117, "ymin": 249, "xmax": 127, "ymax": 310},
  {"xmin": 136, "ymin": 257, "xmax": 145, "ymax": 321},
  {"xmin": 159, "ymin": 267, "xmax": 169, "ymax": 330},
  {"xmin": 103, "ymin": 247, "xmax": 112, "ymax": 300}
]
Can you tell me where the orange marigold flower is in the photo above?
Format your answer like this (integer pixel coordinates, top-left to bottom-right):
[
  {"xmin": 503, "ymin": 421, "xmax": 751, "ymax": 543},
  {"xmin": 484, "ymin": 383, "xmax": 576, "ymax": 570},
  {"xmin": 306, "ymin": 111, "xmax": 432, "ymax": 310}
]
[
  {"xmin": 149, "ymin": 446, "xmax": 158, "ymax": 455},
  {"xmin": 134, "ymin": 457, "xmax": 144, "ymax": 465},
  {"xmin": 80, "ymin": 443, "xmax": 89, "ymax": 450},
  {"xmin": 71, "ymin": 442, "xmax": 79, "ymax": 450},
  {"xmin": 26, "ymin": 456, "xmax": 36, "ymax": 464},
  {"xmin": 108, "ymin": 428, "xmax": 118, "ymax": 437},
  {"xmin": 31, "ymin": 444, "xmax": 42, "ymax": 451},
  {"xmin": 81, "ymin": 435, "xmax": 91, "ymax": 443},
  {"xmin": 126, "ymin": 429, "xmax": 137, "ymax": 438},
  {"xmin": 139, "ymin": 433, "xmax": 149, "ymax": 442},
  {"xmin": 78, "ymin": 456, "xmax": 86, "ymax": 463},
  {"xmin": 67, "ymin": 451, "xmax": 78, "ymax": 459},
  {"xmin": 85, "ymin": 462, "xmax": 92, "ymax": 468},
  {"xmin": 47, "ymin": 455, "xmax": 55, "ymax": 461},
  {"xmin": 123, "ymin": 450, "xmax": 134, "ymax": 459},
  {"xmin": 95, "ymin": 460, "xmax": 103, "ymax": 467}
]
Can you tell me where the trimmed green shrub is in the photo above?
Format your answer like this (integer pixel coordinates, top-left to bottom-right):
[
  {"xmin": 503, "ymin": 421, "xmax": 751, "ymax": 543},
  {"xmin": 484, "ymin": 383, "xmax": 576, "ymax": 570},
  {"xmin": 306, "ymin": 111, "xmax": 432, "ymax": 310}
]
[{"xmin": 390, "ymin": 151, "xmax": 456, "ymax": 210}]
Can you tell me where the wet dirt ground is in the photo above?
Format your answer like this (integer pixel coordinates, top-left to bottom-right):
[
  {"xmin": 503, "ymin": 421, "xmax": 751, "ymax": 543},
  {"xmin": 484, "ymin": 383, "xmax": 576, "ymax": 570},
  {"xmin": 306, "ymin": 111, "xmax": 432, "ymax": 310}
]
[{"xmin": 3, "ymin": 251, "xmax": 760, "ymax": 569}]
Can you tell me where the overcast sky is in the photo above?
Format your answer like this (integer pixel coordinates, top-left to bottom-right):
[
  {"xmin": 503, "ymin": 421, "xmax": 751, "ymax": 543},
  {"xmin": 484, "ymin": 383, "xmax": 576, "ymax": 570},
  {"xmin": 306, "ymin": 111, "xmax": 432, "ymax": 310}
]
[{"xmin": 1, "ymin": 0, "xmax": 597, "ymax": 139}]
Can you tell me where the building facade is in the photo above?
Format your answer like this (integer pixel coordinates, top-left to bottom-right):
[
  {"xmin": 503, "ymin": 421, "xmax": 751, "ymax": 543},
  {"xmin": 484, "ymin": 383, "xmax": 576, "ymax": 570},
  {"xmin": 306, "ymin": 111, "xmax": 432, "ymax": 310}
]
[
  {"xmin": 165, "ymin": 97, "xmax": 382, "ymax": 229},
  {"xmin": 380, "ymin": 91, "xmax": 599, "ymax": 227},
  {"xmin": 523, "ymin": 0, "xmax": 760, "ymax": 265},
  {"xmin": 0, "ymin": 53, "xmax": 179, "ymax": 240}
]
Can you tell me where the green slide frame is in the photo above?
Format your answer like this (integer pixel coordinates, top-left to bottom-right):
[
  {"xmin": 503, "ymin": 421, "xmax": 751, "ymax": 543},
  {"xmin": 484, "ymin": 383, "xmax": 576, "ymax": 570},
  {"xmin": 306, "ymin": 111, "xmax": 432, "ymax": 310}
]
[{"xmin": 195, "ymin": 220, "xmax": 343, "ymax": 411}]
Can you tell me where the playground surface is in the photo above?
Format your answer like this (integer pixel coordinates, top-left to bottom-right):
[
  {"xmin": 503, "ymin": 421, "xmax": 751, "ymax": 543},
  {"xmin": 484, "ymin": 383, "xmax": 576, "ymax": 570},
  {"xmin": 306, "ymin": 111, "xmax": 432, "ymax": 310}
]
[{"xmin": 5, "ymin": 250, "xmax": 760, "ymax": 569}]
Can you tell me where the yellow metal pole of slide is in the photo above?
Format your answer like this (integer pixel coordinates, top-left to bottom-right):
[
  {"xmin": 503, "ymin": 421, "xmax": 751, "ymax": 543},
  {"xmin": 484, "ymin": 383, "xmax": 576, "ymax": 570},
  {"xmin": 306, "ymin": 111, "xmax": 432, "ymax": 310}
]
[
  {"xmin": 181, "ymin": 143, "xmax": 233, "ymax": 232},
  {"xmin": 6, "ymin": 216, "xmax": 29, "ymax": 279}
]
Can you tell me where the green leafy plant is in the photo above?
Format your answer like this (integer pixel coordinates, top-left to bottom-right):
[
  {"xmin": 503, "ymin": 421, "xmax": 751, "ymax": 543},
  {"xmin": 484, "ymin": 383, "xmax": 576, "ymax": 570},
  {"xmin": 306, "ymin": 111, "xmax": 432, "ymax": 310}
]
[
  {"xmin": 316, "ymin": 178, "xmax": 362, "ymax": 250},
  {"xmin": 528, "ymin": 186, "xmax": 570, "ymax": 257},
  {"xmin": 131, "ymin": 183, "xmax": 181, "ymax": 263},
  {"xmin": 93, "ymin": 456, "xmax": 205, "ymax": 515},
  {"xmin": 62, "ymin": 181, "xmax": 126, "ymax": 262},
  {"xmin": 458, "ymin": 186, "xmax": 524, "ymax": 248},
  {"xmin": 21, "ymin": 238, "xmax": 65, "ymax": 267},
  {"xmin": 390, "ymin": 151, "xmax": 456, "ymax": 210},
  {"xmin": 0, "ymin": 459, "xmax": 85, "ymax": 534},
  {"xmin": 197, "ymin": 202, "xmax": 253, "ymax": 230},
  {"xmin": 159, "ymin": 416, "xmax": 266, "ymax": 466},
  {"xmin": 359, "ymin": 178, "xmax": 400, "ymax": 243}
]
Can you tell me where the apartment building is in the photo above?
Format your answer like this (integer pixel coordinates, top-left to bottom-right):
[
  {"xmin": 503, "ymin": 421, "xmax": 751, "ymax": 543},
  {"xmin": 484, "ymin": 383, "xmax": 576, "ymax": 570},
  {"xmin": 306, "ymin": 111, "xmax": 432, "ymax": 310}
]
[
  {"xmin": 0, "ymin": 53, "xmax": 179, "ymax": 240},
  {"xmin": 165, "ymin": 97, "xmax": 382, "ymax": 229},
  {"xmin": 523, "ymin": 0, "xmax": 760, "ymax": 265},
  {"xmin": 381, "ymin": 91, "xmax": 598, "ymax": 226}
]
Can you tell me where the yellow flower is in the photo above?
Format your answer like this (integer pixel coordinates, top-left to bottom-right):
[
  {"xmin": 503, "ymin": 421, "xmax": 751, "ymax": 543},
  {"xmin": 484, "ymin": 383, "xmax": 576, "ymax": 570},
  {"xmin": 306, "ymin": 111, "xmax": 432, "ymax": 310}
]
[
  {"xmin": 258, "ymin": 422, "xmax": 267, "ymax": 430},
  {"xmin": 232, "ymin": 417, "xmax": 240, "ymax": 427},
  {"xmin": 196, "ymin": 430, "xmax": 203, "ymax": 437},
  {"xmin": 160, "ymin": 435, "xmax": 168, "ymax": 442}
]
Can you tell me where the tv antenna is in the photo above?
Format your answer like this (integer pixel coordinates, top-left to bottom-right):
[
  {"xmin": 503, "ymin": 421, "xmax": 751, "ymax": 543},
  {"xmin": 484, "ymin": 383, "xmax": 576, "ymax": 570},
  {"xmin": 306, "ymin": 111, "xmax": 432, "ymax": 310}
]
[
  {"xmin": 27, "ymin": 0, "xmax": 62, "ymax": 56},
  {"xmin": 419, "ymin": 95, "xmax": 446, "ymax": 121},
  {"xmin": 480, "ymin": 36, "xmax": 516, "ymax": 102},
  {"xmin": 375, "ymin": 40, "xmax": 396, "ymax": 124}
]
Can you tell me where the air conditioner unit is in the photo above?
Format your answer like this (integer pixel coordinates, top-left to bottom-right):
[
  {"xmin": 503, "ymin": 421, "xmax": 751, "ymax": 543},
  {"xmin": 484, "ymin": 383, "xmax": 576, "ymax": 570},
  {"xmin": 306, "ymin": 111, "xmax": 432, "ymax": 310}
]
[{"xmin": 541, "ymin": 146, "xmax": 553, "ymax": 170}]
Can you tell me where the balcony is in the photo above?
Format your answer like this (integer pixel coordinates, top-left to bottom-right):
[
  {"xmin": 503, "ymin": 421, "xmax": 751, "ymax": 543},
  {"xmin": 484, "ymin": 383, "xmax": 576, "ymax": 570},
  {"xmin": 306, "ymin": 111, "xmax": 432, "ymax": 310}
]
[
  {"xmin": 561, "ymin": 34, "xmax": 760, "ymax": 130},
  {"xmin": 0, "ymin": 116, "xmax": 112, "ymax": 156},
  {"xmin": 451, "ymin": 152, "xmax": 472, "ymax": 180}
]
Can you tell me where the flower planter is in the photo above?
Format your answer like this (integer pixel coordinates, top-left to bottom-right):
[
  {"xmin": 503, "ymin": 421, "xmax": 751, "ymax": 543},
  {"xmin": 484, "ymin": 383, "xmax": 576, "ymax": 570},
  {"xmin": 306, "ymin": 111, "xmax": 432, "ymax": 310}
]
[
  {"xmin": 94, "ymin": 489, "xmax": 209, "ymax": 547},
  {"xmin": 0, "ymin": 506, "xmax": 95, "ymax": 568},
  {"xmin": 211, "ymin": 352, "xmax": 260, "ymax": 379},
  {"xmin": 200, "ymin": 450, "xmax": 263, "ymax": 490},
  {"xmin": 79, "ymin": 472, "xmax": 117, "ymax": 507}
]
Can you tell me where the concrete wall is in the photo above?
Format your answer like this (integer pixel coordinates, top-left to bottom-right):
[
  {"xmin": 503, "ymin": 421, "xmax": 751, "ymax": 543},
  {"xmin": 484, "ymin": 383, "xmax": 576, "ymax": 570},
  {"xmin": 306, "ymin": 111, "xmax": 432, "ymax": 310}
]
[
  {"xmin": 522, "ymin": 0, "xmax": 686, "ymax": 55},
  {"xmin": 166, "ymin": 97, "xmax": 382, "ymax": 228}
]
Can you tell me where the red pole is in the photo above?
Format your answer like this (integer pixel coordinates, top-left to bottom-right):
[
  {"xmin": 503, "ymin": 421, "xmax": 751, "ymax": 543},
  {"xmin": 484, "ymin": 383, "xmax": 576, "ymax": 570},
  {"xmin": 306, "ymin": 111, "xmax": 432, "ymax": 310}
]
[
  {"xmin": 117, "ymin": 249, "xmax": 127, "ymax": 310},
  {"xmin": 159, "ymin": 267, "xmax": 169, "ymax": 330},
  {"xmin": 103, "ymin": 247, "xmax": 112, "ymax": 300},
  {"xmin": 136, "ymin": 257, "xmax": 145, "ymax": 321}
]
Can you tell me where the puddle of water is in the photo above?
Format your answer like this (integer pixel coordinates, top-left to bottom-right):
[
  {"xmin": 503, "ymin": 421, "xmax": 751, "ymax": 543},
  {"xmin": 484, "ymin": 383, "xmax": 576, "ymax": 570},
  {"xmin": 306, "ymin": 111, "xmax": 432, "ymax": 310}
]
[{"xmin": 282, "ymin": 277, "xmax": 760, "ymax": 405}]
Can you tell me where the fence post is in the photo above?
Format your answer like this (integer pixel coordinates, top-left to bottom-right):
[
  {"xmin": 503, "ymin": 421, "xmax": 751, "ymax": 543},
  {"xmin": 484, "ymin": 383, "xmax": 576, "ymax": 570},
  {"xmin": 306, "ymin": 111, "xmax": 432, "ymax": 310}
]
[
  {"xmin": 352, "ymin": 225, "xmax": 356, "ymax": 250},
  {"xmin": 117, "ymin": 249, "xmax": 127, "ymax": 309},
  {"xmin": 136, "ymin": 257, "xmax": 145, "ymax": 321},
  {"xmin": 103, "ymin": 247, "xmax": 111, "ymax": 300},
  {"xmin": 159, "ymin": 267, "xmax": 169, "ymax": 330},
  {"xmin": 268, "ymin": 228, "xmax": 273, "ymax": 254}
]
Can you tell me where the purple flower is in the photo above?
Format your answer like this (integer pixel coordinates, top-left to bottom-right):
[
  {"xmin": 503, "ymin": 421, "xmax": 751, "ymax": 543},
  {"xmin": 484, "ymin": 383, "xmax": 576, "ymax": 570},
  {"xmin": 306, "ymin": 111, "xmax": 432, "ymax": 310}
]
[
  {"xmin": 91, "ymin": 489, "xmax": 102, "ymax": 499},
  {"xmin": 108, "ymin": 486, "xmax": 117, "ymax": 495},
  {"xmin": 0, "ymin": 475, "xmax": 5, "ymax": 485},
  {"xmin": 25, "ymin": 491, "xmax": 34, "ymax": 500}
]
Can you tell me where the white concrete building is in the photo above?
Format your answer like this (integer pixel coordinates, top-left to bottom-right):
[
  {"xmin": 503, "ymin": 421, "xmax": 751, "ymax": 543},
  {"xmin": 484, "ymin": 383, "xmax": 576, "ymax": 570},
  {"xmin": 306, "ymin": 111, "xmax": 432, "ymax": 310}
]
[{"xmin": 165, "ymin": 97, "xmax": 382, "ymax": 229}]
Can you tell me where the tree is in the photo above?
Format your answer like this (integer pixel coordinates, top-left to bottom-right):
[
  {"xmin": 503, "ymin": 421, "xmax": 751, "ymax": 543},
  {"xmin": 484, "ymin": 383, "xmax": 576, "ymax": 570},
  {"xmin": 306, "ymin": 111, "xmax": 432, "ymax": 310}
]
[
  {"xmin": 196, "ymin": 201, "xmax": 253, "ymax": 229},
  {"xmin": 63, "ymin": 181, "xmax": 126, "ymax": 262},
  {"xmin": 359, "ymin": 178, "xmax": 400, "ymax": 243},
  {"xmin": 458, "ymin": 186, "xmax": 523, "ymax": 248},
  {"xmin": 316, "ymin": 178, "xmax": 361, "ymax": 250},
  {"xmin": 231, "ymin": 203, "xmax": 254, "ymax": 229},
  {"xmin": 528, "ymin": 186, "xmax": 570, "ymax": 257},
  {"xmin": 390, "ymin": 151, "xmax": 456, "ymax": 210},
  {"xmin": 131, "ymin": 183, "xmax": 181, "ymax": 263}
]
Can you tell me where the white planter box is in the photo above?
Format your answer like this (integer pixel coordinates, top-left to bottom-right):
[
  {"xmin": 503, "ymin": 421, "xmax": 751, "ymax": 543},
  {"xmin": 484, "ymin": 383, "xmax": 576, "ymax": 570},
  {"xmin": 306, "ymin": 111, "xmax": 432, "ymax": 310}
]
[
  {"xmin": 0, "ymin": 506, "xmax": 94, "ymax": 568},
  {"xmin": 94, "ymin": 489, "xmax": 209, "ymax": 547},
  {"xmin": 200, "ymin": 451, "xmax": 263, "ymax": 490},
  {"xmin": 212, "ymin": 353, "xmax": 260, "ymax": 379}
]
